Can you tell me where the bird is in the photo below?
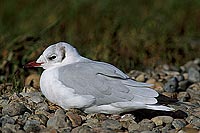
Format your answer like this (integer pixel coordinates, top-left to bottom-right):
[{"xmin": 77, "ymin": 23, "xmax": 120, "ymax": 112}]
[{"xmin": 25, "ymin": 42, "xmax": 174, "ymax": 114}]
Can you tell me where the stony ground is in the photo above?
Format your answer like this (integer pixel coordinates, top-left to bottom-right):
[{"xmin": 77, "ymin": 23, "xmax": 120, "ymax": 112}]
[{"xmin": 0, "ymin": 59, "xmax": 200, "ymax": 133}]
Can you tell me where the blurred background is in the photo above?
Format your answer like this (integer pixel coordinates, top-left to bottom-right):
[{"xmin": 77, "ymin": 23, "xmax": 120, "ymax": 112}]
[{"xmin": 0, "ymin": 0, "xmax": 200, "ymax": 91}]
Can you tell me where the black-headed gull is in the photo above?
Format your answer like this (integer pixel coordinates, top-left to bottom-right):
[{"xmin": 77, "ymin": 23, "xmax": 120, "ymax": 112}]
[{"xmin": 25, "ymin": 42, "xmax": 174, "ymax": 114}]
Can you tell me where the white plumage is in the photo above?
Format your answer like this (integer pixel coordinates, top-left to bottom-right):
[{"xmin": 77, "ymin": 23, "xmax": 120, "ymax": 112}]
[{"xmin": 26, "ymin": 42, "xmax": 174, "ymax": 114}]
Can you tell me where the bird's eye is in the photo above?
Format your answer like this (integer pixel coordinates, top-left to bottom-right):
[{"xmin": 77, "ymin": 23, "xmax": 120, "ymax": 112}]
[{"xmin": 48, "ymin": 55, "xmax": 57, "ymax": 60}]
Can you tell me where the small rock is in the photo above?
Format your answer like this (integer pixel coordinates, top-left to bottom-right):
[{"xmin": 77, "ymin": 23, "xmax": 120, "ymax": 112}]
[
  {"xmin": 153, "ymin": 82, "xmax": 164, "ymax": 92},
  {"xmin": 20, "ymin": 92, "xmax": 44, "ymax": 103},
  {"xmin": 180, "ymin": 126, "xmax": 200, "ymax": 133},
  {"xmin": 164, "ymin": 77, "xmax": 178, "ymax": 92},
  {"xmin": 120, "ymin": 114, "xmax": 136, "ymax": 128},
  {"xmin": 128, "ymin": 123, "xmax": 140, "ymax": 132},
  {"xmin": 0, "ymin": 115, "xmax": 15, "ymax": 127},
  {"xmin": 36, "ymin": 102, "xmax": 49, "ymax": 111},
  {"xmin": 136, "ymin": 74, "xmax": 145, "ymax": 82},
  {"xmin": 23, "ymin": 120, "xmax": 41, "ymax": 132},
  {"xmin": 39, "ymin": 128, "xmax": 58, "ymax": 133},
  {"xmin": 83, "ymin": 118, "xmax": 100, "ymax": 128},
  {"xmin": 138, "ymin": 119, "xmax": 155, "ymax": 131},
  {"xmin": 101, "ymin": 119, "xmax": 122, "ymax": 130},
  {"xmin": 66, "ymin": 112, "xmax": 82, "ymax": 127},
  {"xmin": 183, "ymin": 73, "xmax": 189, "ymax": 80},
  {"xmin": 28, "ymin": 114, "xmax": 48, "ymax": 125},
  {"xmin": 141, "ymin": 131, "xmax": 155, "ymax": 133},
  {"xmin": 187, "ymin": 83, "xmax": 200, "ymax": 101},
  {"xmin": 177, "ymin": 92, "xmax": 190, "ymax": 102},
  {"xmin": 2, "ymin": 123, "xmax": 21, "ymax": 132},
  {"xmin": 151, "ymin": 116, "xmax": 173, "ymax": 126},
  {"xmin": 1, "ymin": 127, "xmax": 13, "ymax": 133},
  {"xmin": 162, "ymin": 92, "xmax": 177, "ymax": 99},
  {"xmin": 192, "ymin": 107, "xmax": 200, "ymax": 118},
  {"xmin": 71, "ymin": 125, "xmax": 92, "ymax": 133},
  {"xmin": 146, "ymin": 78, "xmax": 156, "ymax": 84},
  {"xmin": 188, "ymin": 67, "xmax": 200, "ymax": 83},
  {"xmin": 47, "ymin": 109, "xmax": 71, "ymax": 129},
  {"xmin": 24, "ymin": 74, "xmax": 40, "ymax": 90},
  {"xmin": 187, "ymin": 116, "xmax": 200, "ymax": 127},
  {"xmin": 58, "ymin": 127, "xmax": 72, "ymax": 133},
  {"xmin": 161, "ymin": 124, "xmax": 173, "ymax": 132},
  {"xmin": 29, "ymin": 95, "xmax": 44, "ymax": 104},
  {"xmin": 178, "ymin": 80, "xmax": 190, "ymax": 91},
  {"xmin": 2, "ymin": 102, "xmax": 30, "ymax": 116},
  {"xmin": 176, "ymin": 75, "xmax": 184, "ymax": 82},
  {"xmin": 193, "ymin": 58, "xmax": 200, "ymax": 64},
  {"xmin": 172, "ymin": 119, "xmax": 186, "ymax": 130},
  {"xmin": 0, "ymin": 97, "xmax": 9, "ymax": 108}
]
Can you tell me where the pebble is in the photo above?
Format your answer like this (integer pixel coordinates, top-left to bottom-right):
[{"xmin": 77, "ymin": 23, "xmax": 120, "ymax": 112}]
[
  {"xmin": 161, "ymin": 124, "xmax": 173, "ymax": 132},
  {"xmin": 188, "ymin": 67, "xmax": 200, "ymax": 83},
  {"xmin": 47, "ymin": 109, "xmax": 71, "ymax": 129},
  {"xmin": 186, "ymin": 116, "xmax": 200, "ymax": 128},
  {"xmin": 176, "ymin": 75, "xmax": 185, "ymax": 82},
  {"xmin": 20, "ymin": 92, "xmax": 44, "ymax": 103},
  {"xmin": 36, "ymin": 102, "xmax": 49, "ymax": 112},
  {"xmin": 2, "ymin": 102, "xmax": 30, "ymax": 116},
  {"xmin": 23, "ymin": 120, "xmax": 41, "ymax": 132},
  {"xmin": 101, "ymin": 119, "xmax": 122, "ymax": 130},
  {"xmin": 183, "ymin": 73, "xmax": 189, "ymax": 80},
  {"xmin": 83, "ymin": 118, "xmax": 100, "ymax": 128},
  {"xmin": 128, "ymin": 123, "xmax": 140, "ymax": 132},
  {"xmin": 0, "ymin": 97, "xmax": 9, "ymax": 108},
  {"xmin": 187, "ymin": 83, "xmax": 200, "ymax": 101},
  {"xmin": 138, "ymin": 119, "xmax": 155, "ymax": 131},
  {"xmin": 66, "ymin": 112, "xmax": 82, "ymax": 127},
  {"xmin": 28, "ymin": 114, "xmax": 48, "ymax": 125},
  {"xmin": 0, "ymin": 115, "xmax": 15, "ymax": 127},
  {"xmin": 178, "ymin": 80, "xmax": 190, "ymax": 91},
  {"xmin": 172, "ymin": 119, "xmax": 187, "ymax": 130},
  {"xmin": 2, "ymin": 123, "xmax": 21, "ymax": 132},
  {"xmin": 24, "ymin": 74, "xmax": 40, "ymax": 90},
  {"xmin": 177, "ymin": 92, "xmax": 190, "ymax": 102},
  {"xmin": 71, "ymin": 125, "xmax": 92, "ymax": 133},
  {"xmin": 120, "ymin": 114, "xmax": 136, "ymax": 128},
  {"xmin": 151, "ymin": 116, "xmax": 173, "ymax": 126},
  {"xmin": 136, "ymin": 74, "xmax": 145, "ymax": 82},
  {"xmin": 164, "ymin": 77, "xmax": 178, "ymax": 92}
]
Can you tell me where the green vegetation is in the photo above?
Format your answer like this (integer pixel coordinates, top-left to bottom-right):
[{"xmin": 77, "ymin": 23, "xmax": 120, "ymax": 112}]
[{"xmin": 0, "ymin": 0, "xmax": 200, "ymax": 91}]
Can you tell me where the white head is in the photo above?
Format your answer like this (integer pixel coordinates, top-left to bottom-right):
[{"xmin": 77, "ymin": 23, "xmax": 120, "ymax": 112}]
[{"xmin": 25, "ymin": 42, "xmax": 82, "ymax": 69}]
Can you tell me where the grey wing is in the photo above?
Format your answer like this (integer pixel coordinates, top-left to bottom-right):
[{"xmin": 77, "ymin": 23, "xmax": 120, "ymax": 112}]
[{"xmin": 58, "ymin": 61, "xmax": 158, "ymax": 106}]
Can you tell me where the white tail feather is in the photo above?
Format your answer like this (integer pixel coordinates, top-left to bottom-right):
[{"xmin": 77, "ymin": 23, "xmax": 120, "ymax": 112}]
[{"xmin": 146, "ymin": 105, "xmax": 174, "ymax": 111}]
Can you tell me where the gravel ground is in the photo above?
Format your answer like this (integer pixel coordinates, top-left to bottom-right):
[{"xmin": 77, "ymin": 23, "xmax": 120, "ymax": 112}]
[{"xmin": 0, "ymin": 58, "xmax": 200, "ymax": 133}]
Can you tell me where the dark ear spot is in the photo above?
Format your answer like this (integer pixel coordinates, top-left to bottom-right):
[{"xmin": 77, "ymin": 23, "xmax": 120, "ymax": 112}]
[{"xmin": 60, "ymin": 46, "xmax": 66, "ymax": 60}]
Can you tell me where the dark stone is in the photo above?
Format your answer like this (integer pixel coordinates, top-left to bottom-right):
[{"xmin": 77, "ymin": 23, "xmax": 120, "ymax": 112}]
[
  {"xmin": 101, "ymin": 119, "xmax": 122, "ymax": 130},
  {"xmin": 0, "ymin": 115, "xmax": 15, "ymax": 127},
  {"xmin": 178, "ymin": 80, "xmax": 190, "ymax": 91},
  {"xmin": 47, "ymin": 109, "xmax": 71, "ymax": 129},
  {"xmin": 2, "ymin": 102, "xmax": 30, "ymax": 116},
  {"xmin": 188, "ymin": 67, "xmax": 200, "ymax": 83},
  {"xmin": 23, "ymin": 120, "xmax": 41, "ymax": 132},
  {"xmin": 172, "ymin": 119, "xmax": 186, "ymax": 130},
  {"xmin": 138, "ymin": 119, "xmax": 155, "ymax": 131},
  {"xmin": 71, "ymin": 125, "xmax": 92, "ymax": 133},
  {"xmin": 164, "ymin": 77, "xmax": 178, "ymax": 92}
]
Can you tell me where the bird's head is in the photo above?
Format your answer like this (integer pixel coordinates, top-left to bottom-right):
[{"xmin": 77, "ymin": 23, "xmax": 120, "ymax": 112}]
[{"xmin": 25, "ymin": 42, "xmax": 81, "ymax": 69}]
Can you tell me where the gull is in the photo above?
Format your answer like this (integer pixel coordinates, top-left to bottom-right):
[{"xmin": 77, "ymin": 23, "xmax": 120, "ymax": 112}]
[{"xmin": 25, "ymin": 42, "xmax": 174, "ymax": 114}]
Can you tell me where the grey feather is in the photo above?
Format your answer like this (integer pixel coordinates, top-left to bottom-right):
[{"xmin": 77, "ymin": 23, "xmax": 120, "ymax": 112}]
[{"xmin": 58, "ymin": 61, "xmax": 158, "ymax": 106}]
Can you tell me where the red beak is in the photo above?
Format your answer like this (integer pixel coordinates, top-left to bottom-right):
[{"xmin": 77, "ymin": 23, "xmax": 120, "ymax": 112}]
[{"xmin": 24, "ymin": 61, "xmax": 43, "ymax": 68}]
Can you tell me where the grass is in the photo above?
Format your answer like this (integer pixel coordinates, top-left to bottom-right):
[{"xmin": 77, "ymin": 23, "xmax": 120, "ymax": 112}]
[{"xmin": 0, "ymin": 0, "xmax": 200, "ymax": 91}]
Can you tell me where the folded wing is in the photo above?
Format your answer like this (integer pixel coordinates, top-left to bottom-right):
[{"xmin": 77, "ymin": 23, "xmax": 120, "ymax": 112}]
[{"xmin": 58, "ymin": 61, "xmax": 159, "ymax": 106}]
